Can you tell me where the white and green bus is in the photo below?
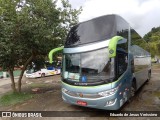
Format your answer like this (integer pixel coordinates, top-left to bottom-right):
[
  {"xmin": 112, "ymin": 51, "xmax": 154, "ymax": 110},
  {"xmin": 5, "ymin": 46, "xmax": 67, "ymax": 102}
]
[{"xmin": 49, "ymin": 14, "xmax": 151, "ymax": 110}]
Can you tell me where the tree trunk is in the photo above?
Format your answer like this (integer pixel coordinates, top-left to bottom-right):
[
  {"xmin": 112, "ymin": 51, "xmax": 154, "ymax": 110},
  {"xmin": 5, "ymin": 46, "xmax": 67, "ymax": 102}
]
[
  {"xmin": 8, "ymin": 69, "xmax": 17, "ymax": 92},
  {"xmin": 17, "ymin": 55, "xmax": 34, "ymax": 92}
]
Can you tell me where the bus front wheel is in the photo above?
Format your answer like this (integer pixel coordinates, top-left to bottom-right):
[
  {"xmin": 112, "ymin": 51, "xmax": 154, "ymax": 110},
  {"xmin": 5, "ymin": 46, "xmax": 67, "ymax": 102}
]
[
  {"xmin": 147, "ymin": 70, "xmax": 151, "ymax": 81},
  {"xmin": 131, "ymin": 80, "xmax": 136, "ymax": 97}
]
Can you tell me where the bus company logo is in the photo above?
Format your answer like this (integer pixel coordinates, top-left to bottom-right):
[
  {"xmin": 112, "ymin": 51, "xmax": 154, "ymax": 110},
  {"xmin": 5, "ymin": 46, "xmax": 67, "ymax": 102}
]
[
  {"xmin": 79, "ymin": 93, "xmax": 83, "ymax": 97},
  {"xmin": 109, "ymin": 49, "xmax": 114, "ymax": 54},
  {"xmin": 2, "ymin": 112, "xmax": 11, "ymax": 117}
]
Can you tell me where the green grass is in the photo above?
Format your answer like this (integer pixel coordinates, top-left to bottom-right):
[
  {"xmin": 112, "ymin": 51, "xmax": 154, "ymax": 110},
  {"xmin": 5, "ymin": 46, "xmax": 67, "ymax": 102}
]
[
  {"xmin": 154, "ymin": 92, "xmax": 160, "ymax": 97},
  {"xmin": 0, "ymin": 92, "xmax": 33, "ymax": 106}
]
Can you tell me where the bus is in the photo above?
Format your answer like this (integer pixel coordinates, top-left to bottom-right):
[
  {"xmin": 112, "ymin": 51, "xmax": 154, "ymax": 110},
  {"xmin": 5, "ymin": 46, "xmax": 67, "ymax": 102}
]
[
  {"xmin": 25, "ymin": 61, "xmax": 61, "ymax": 78},
  {"xmin": 49, "ymin": 14, "xmax": 151, "ymax": 110},
  {"xmin": 25, "ymin": 67, "xmax": 61, "ymax": 78}
]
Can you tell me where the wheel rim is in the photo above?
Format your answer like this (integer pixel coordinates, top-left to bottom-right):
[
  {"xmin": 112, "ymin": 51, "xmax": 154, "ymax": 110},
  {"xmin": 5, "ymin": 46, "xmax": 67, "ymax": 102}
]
[
  {"xmin": 131, "ymin": 85, "xmax": 135, "ymax": 97},
  {"xmin": 131, "ymin": 87, "xmax": 135, "ymax": 97}
]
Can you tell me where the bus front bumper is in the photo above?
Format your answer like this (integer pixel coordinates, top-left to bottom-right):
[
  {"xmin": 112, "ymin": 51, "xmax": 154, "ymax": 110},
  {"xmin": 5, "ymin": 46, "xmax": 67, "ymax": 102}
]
[{"xmin": 62, "ymin": 91, "xmax": 122, "ymax": 110}]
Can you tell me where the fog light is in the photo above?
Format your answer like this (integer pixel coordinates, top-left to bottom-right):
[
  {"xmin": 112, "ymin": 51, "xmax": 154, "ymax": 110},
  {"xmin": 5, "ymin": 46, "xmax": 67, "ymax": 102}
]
[
  {"xmin": 105, "ymin": 98, "xmax": 117, "ymax": 106},
  {"xmin": 62, "ymin": 88, "xmax": 68, "ymax": 93}
]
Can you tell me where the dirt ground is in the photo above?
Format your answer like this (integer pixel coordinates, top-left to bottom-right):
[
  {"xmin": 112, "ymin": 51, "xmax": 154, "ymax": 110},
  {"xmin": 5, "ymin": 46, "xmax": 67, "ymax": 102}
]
[{"xmin": 0, "ymin": 64, "xmax": 160, "ymax": 120}]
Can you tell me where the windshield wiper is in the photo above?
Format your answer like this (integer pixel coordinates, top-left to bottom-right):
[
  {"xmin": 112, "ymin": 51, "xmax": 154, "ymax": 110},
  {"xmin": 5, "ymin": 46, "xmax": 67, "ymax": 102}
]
[{"xmin": 98, "ymin": 78, "xmax": 113, "ymax": 84}]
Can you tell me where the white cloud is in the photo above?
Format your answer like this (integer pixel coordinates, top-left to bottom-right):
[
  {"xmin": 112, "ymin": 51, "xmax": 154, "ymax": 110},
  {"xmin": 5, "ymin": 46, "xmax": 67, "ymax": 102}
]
[
  {"xmin": 79, "ymin": 0, "xmax": 160, "ymax": 36},
  {"xmin": 56, "ymin": 0, "xmax": 85, "ymax": 9},
  {"xmin": 68, "ymin": 0, "xmax": 85, "ymax": 9}
]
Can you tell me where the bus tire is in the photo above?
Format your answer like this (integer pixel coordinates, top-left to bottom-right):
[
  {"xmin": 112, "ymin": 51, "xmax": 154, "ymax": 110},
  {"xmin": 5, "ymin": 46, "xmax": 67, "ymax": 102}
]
[
  {"xmin": 131, "ymin": 80, "xmax": 136, "ymax": 97},
  {"xmin": 41, "ymin": 73, "xmax": 45, "ymax": 77},
  {"xmin": 128, "ymin": 80, "xmax": 136, "ymax": 103},
  {"xmin": 147, "ymin": 70, "xmax": 151, "ymax": 81}
]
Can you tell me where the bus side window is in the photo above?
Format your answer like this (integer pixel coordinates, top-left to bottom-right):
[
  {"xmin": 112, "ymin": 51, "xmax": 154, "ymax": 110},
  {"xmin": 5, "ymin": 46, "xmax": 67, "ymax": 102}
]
[{"xmin": 117, "ymin": 52, "xmax": 127, "ymax": 77}]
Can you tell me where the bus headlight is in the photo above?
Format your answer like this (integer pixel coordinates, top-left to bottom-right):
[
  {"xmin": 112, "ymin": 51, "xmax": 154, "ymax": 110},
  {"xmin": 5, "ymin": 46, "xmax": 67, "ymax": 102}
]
[
  {"xmin": 105, "ymin": 98, "xmax": 117, "ymax": 106},
  {"xmin": 98, "ymin": 83, "xmax": 121, "ymax": 97}
]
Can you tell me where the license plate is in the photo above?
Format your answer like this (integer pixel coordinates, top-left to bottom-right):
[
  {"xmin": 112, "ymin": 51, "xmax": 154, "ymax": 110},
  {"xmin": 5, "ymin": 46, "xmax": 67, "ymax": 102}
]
[{"xmin": 77, "ymin": 101, "xmax": 87, "ymax": 106}]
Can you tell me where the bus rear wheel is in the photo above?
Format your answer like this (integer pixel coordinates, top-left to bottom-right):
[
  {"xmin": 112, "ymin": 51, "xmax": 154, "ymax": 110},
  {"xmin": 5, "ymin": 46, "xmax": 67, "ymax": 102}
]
[
  {"xmin": 128, "ymin": 80, "xmax": 137, "ymax": 103},
  {"xmin": 147, "ymin": 70, "xmax": 151, "ymax": 81},
  {"xmin": 131, "ymin": 81, "xmax": 136, "ymax": 97}
]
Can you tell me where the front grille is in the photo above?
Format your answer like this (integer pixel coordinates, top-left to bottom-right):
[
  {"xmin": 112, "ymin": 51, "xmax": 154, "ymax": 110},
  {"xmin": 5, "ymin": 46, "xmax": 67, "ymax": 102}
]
[{"xmin": 64, "ymin": 91, "xmax": 102, "ymax": 99}]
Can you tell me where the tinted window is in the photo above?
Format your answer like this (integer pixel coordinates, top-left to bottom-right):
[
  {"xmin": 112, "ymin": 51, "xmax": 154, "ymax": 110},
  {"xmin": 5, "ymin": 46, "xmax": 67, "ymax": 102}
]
[
  {"xmin": 116, "ymin": 50, "xmax": 128, "ymax": 77},
  {"xmin": 117, "ymin": 39, "xmax": 128, "ymax": 52},
  {"xmin": 131, "ymin": 28, "xmax": 143, "ymax": 47},
  {"xmin": 131, "ymin": 28, "xmax": 149, "ymax": 55},
  {"xmin": 65, "ymin": 15, "xmax": 117, "ymax": 47},
  {"xmin": 116, "ymin": 16, "xmax": 129, "ymax": 40},
  {"xmin": 130, "ymin": 28, "xmax": 150, "ymax": 72},
  {"xmin": 65, "ymin": 14, "xmax": 130, "ymax": 49},
  {"xmin": 116, "ymin": 16, "xmax": 129, "ymax": 52}
]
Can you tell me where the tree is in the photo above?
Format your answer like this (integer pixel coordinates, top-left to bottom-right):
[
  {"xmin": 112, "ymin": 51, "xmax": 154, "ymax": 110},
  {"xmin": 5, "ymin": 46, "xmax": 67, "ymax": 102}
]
[
  {"xmin": 0, "ymin": 0, "xmax": 82, "ymax": 92},
  {"xmin": 143, "ymin": 26, "xmax": 160, "ymax": 57}
]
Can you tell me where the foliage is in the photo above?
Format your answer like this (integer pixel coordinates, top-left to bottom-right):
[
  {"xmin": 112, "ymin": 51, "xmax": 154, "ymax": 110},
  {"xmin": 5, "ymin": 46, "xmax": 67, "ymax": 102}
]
[
  {"xmin": 144, "ymin": 26, "xmax": 160, "ymax": 57},
  {"xmin": 0, "ymin": 0, "xmax": 82, "ymax": 92}
]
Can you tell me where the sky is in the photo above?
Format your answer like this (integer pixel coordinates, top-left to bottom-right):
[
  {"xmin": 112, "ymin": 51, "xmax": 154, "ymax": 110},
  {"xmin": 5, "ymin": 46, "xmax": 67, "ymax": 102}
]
[{"xmin": 68, "ymin": 0, "xmax": 160, "ymax": 37}]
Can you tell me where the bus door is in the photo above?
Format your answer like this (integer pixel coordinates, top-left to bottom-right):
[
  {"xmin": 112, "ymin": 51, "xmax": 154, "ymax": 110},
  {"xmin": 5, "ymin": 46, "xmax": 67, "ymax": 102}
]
[{"xmin": 116, "ymin": 50, "xmax": 130, "ymax": 102}]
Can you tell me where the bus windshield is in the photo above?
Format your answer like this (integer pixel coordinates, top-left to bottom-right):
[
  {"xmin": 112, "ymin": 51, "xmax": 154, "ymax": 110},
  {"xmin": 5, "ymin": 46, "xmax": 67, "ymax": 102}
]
[
  {"xmin": 65, "ymin": 15, "xmax": 116, "ymax": 47},
  {"xmin": 63, "ymin": 48, "xmax": 115, "ymax": 83}
]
